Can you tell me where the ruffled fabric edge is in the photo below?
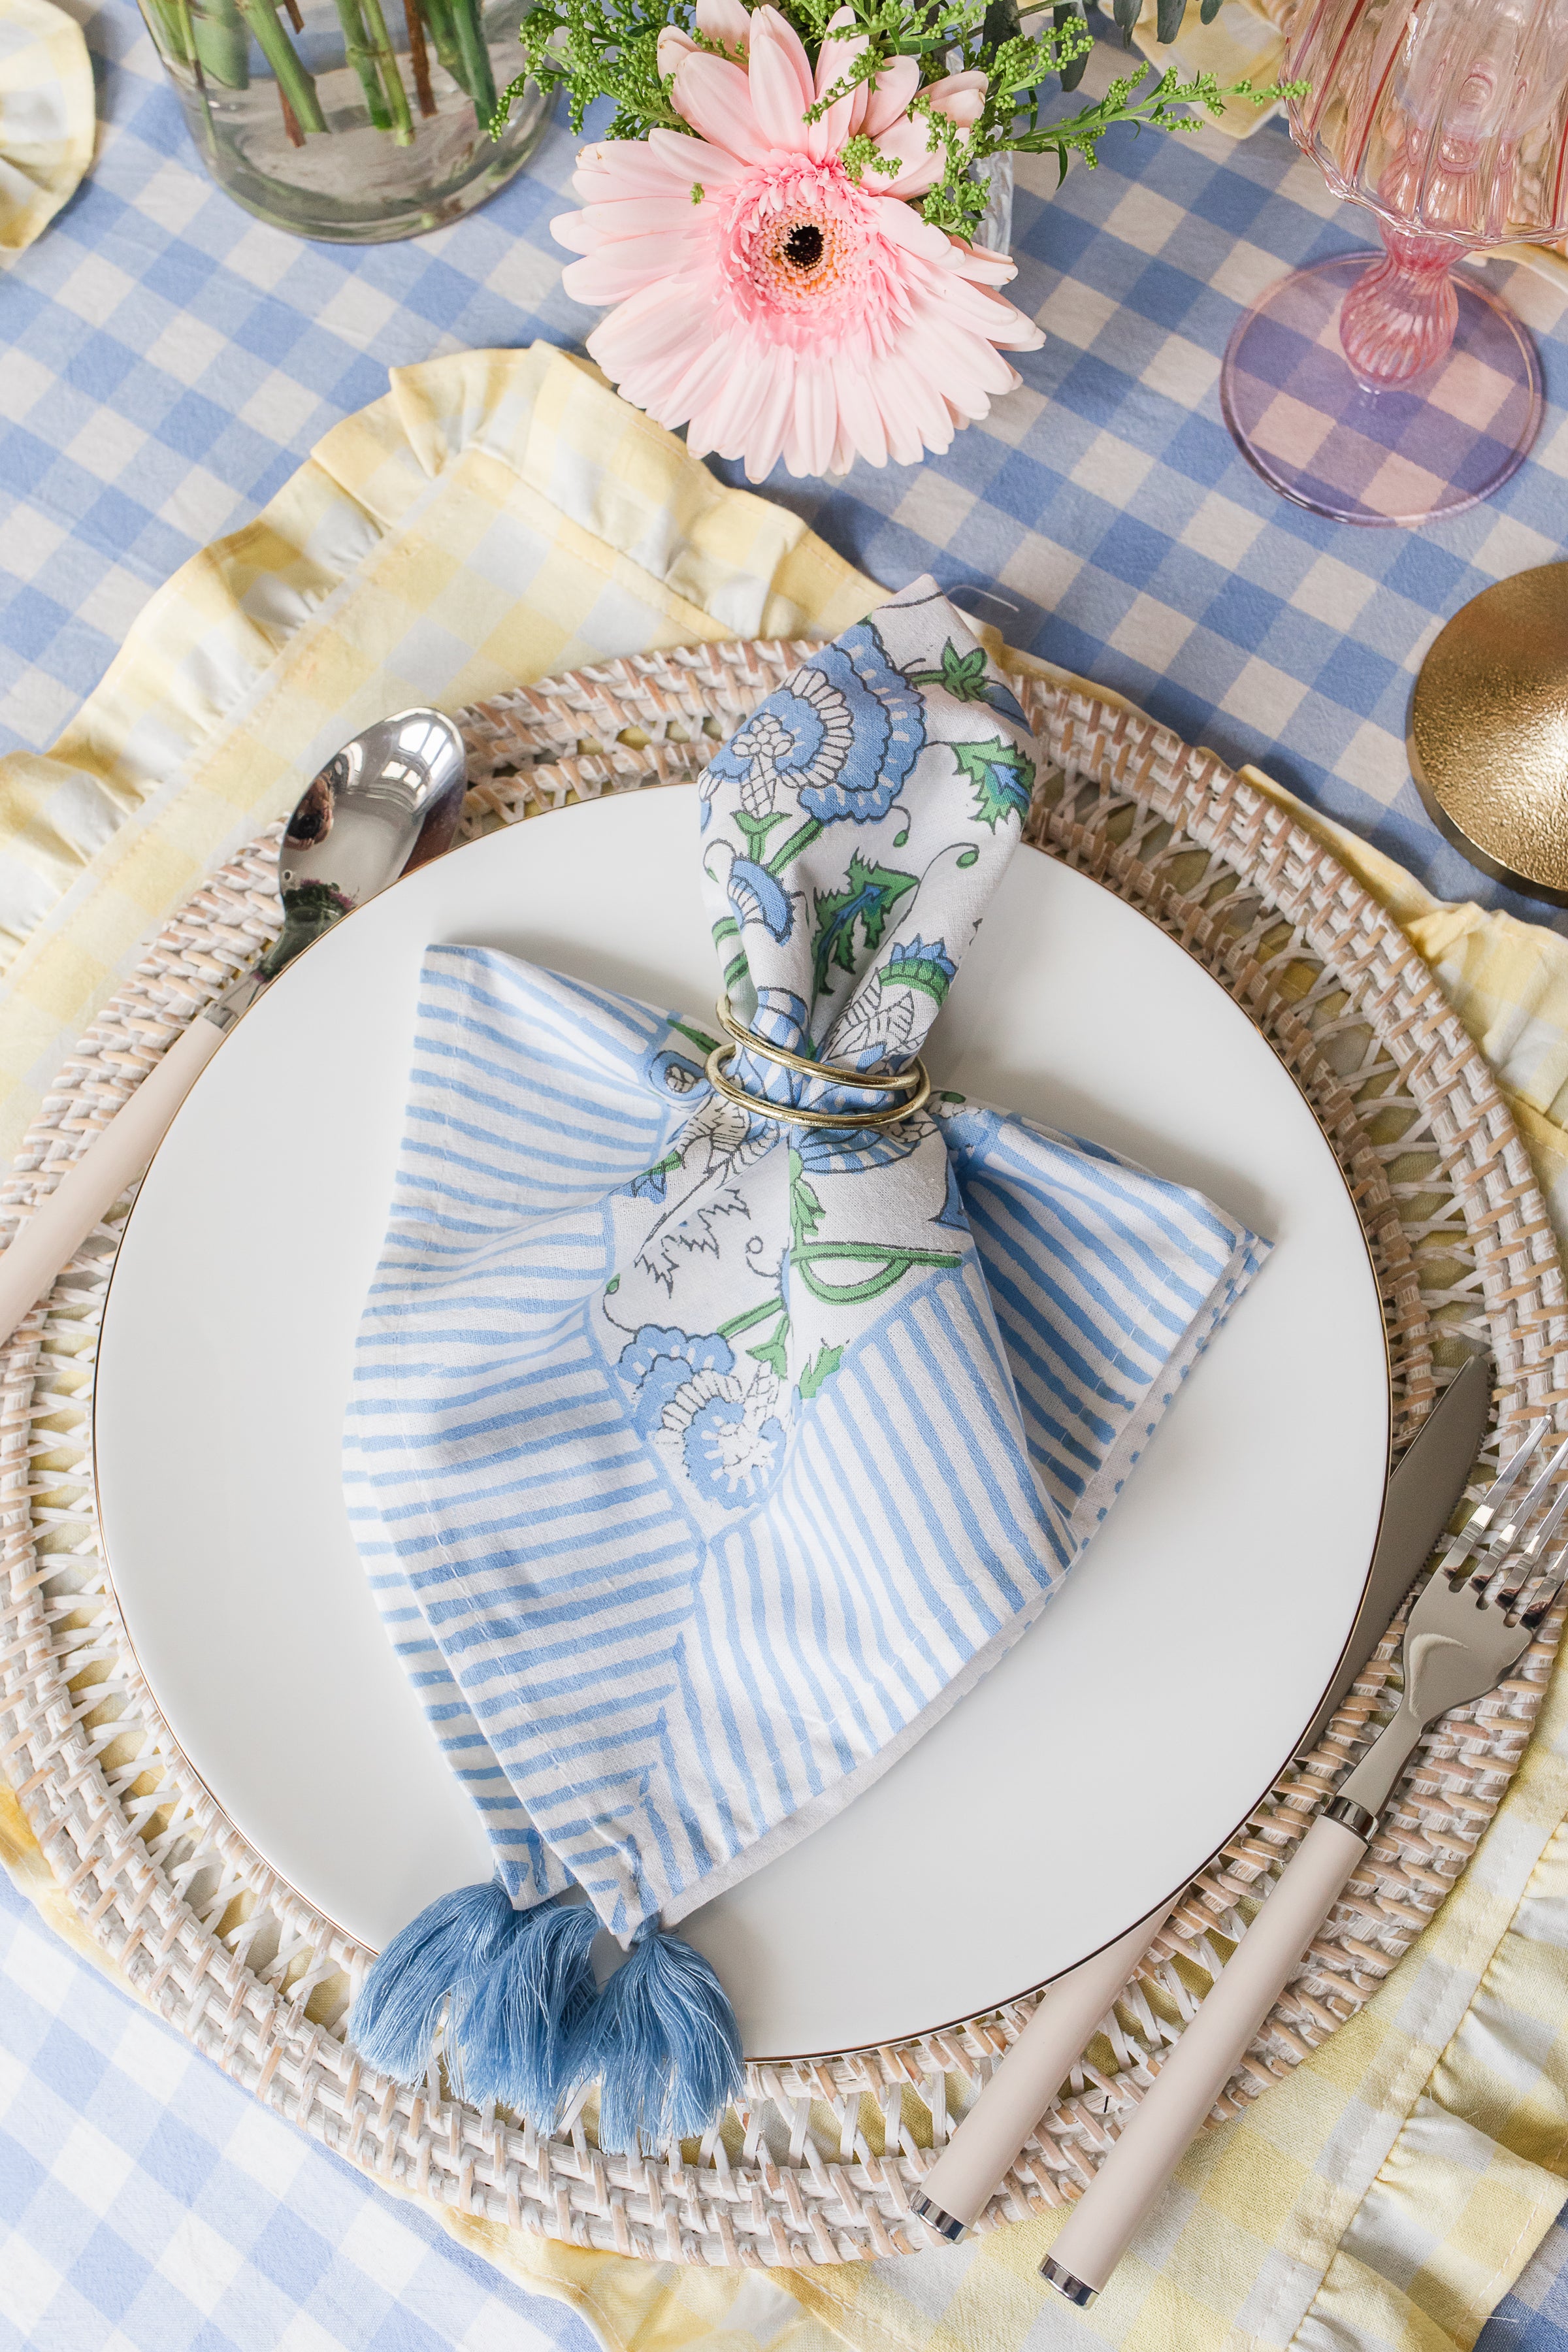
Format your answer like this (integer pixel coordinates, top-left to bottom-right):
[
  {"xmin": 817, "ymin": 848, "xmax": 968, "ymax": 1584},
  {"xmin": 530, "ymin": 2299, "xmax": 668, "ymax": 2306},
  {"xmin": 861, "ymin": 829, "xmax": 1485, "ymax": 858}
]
[
  {"xmin": 0, "ymin": 339, "xmax": 879, "ymax": 1165},
  {"xmin": 0, "ymin": 0, "xmax": 93, "ymax": 258}
]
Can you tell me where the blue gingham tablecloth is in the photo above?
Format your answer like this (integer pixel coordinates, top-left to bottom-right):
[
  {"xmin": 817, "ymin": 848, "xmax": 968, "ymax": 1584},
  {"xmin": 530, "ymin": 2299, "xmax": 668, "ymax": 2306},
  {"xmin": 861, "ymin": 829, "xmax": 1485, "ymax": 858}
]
[
  {"xmin": 7, "ymin": 1, "xmax": 1568, "ymax": 924},
  {"xmin": 0, "ymin": 1862, "xmax": 598, "ymax": 2352},
  {"xmin": 7, "ymin": 6, "xmax": 1568, "ymax": 2347}
]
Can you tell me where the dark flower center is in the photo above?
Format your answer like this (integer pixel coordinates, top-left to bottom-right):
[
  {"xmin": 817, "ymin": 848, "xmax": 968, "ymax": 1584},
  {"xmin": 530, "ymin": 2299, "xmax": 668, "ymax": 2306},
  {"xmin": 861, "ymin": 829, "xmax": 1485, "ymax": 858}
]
[{"xmin": 784, "ymin": 222, "xmax": 824, "ymax": 270}]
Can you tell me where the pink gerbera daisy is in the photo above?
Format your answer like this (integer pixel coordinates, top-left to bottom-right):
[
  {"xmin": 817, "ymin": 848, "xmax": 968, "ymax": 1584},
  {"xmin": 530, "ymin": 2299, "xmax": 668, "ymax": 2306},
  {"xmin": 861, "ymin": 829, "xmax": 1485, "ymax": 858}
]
[{"xmin": 551, "ymin": 0, "xmax": 1044, "ymax": 480}]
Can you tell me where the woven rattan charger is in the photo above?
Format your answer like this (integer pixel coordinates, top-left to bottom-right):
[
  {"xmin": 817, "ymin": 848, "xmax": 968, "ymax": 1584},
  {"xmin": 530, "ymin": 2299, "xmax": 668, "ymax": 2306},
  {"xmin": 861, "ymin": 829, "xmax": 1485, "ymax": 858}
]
[{"xmin": 3, "ymin": 644, "xmax": 1565, "ymax": 2268}]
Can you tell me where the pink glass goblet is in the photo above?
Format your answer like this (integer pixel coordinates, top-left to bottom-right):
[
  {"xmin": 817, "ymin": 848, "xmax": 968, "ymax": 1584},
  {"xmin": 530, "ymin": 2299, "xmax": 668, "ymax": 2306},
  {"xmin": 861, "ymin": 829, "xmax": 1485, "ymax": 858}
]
[{"xmin": 1220, "ymin": 0, "xmax": 1568, "ymax": 526}]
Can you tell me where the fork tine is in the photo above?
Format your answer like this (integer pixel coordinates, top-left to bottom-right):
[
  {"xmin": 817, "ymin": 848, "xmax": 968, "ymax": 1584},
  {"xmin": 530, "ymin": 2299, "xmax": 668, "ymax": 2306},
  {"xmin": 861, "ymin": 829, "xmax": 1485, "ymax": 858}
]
[
  {"xmin": 1491, "ymin": 1420, "xmax": 1552, "ymax": 1507},
  {"xmin": 1478, "ymin": 1450, "xmax": 1568, "ymax": 1601},
  {"xmin": 1518, "ymin": 1541, "xmax": 1568, "ymax": 1627},
  {"xmin": 1495, "ymin": 1477, "xmax": 1568, "ymax": 1590},
  {"xmin": 1442, "ymin": 1421, "xmax": 1550, "ymax": 1571},
  {"xmin": 1482, "ymin": 1431, "xmax": 1568, "ymax": 1558}
]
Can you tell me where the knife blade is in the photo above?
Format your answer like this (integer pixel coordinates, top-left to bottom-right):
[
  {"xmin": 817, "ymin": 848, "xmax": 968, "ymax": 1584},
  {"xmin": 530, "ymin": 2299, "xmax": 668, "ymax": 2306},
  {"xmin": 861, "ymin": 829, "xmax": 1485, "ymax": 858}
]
[
  {"xmin": 1295, "ymin": 1349, "xmax": 1492, "ymax": 1760},
  {"xmin": 912, "ymin": 1350, "xmax": 1496, "ymax": 2248}
]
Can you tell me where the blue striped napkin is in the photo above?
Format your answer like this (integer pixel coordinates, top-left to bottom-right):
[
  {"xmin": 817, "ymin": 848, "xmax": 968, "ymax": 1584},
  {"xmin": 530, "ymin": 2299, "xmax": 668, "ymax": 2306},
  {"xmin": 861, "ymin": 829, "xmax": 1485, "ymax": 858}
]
[{"xmin": 343, "ymin": 580, "xmax": 1269, "ymax": 2148}]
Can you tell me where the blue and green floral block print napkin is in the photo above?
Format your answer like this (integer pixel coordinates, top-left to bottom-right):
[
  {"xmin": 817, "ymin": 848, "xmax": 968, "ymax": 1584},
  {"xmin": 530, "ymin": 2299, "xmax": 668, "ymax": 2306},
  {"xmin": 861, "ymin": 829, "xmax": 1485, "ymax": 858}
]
[{"xmin": 340, "ymin": 579, "xmax": 1269, "ymax": 2148}]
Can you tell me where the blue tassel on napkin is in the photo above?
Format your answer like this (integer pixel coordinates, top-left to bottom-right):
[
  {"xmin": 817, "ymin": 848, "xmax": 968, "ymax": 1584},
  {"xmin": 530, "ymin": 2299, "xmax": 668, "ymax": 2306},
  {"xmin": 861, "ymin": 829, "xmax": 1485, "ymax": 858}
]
[{"xmin": 343, "ymin": 579, "xmax": 1269, "ymax": 2146}]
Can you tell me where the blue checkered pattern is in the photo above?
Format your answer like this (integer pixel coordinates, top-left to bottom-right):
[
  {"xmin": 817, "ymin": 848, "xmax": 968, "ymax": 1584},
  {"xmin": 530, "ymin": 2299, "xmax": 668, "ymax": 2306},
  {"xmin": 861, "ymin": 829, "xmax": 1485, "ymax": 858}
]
[
  {"xmin": 5, "ymin": 2, "xmax": 1568, "ymax": 921},
  {"xmin": 0, "ymin": 1861, "xmax": 600, "ymax": 2351},
  {"xmin": 8, "ymin": 2, "xmax": 1568, "ymax": 2335},
  {"xmin": 1484, "ymin": 2220, "xmax": 1568, "ymax": 2351}
]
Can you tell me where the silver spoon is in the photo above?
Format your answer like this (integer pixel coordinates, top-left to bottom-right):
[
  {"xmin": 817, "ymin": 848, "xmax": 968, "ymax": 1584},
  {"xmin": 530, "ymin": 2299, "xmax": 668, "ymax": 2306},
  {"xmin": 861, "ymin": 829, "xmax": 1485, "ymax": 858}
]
[{"xmin": 0, "ymin": 708, "xmax": 467, "ymax": 1347}]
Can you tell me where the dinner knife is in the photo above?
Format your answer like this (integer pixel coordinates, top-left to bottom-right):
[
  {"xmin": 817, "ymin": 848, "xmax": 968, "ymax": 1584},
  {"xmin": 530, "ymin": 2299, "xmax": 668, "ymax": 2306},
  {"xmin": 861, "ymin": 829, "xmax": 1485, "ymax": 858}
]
[{"xmin": 909, "ymin": 1350, "xmax": 1492, "ymax": 2246}]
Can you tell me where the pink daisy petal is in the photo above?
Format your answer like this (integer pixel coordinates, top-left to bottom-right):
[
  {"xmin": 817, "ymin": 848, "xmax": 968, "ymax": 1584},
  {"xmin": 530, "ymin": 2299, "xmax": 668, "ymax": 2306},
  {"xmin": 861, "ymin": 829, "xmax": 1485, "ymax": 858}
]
[
  {"xmin": 906, "ymin": 314, "xmax": 1012, "ymax": 411},
  {"xmin": 742, "ymin": 350, "xmax": 798, "ymax": 480},
  {"xmin": 672, "ymin": 323, "xmax": 751, "ymax": 414},
  {"xmin": 892, "ymin": 355, "xmax": 955, "ymax": 455},
  {"xmin": 751, "ymin": 7, "xmax": 814, "ymax": 106},
  {"xmin": 870, "ymin": 114, "xmax": 947, "ymax": 197},
  {"xmin": 694, "ymin": 0, "xmax": 751, "ymax": 52},
  {"xmin": 817, "ymin": 8, "xmax": 870, "ymax": 135},
  {"xmin": 831, "ymin": 351, "xmax": 887, "ymax": 468},
  {"xmin": 645, "ymin": 126, "xmax": 749, "ymax": 185},
  {"xmin": 551, "ymin": 210, "xmax": 601, "ymax": 254},
  {"xmin": 574, "ymin": 137, "xmax": 712, "ymax": 202},
  {"xmin": 813, "ymin": 9, "xmax": 860, "ymax": 99},
  {"xmin": 861, "ymin": 54, "xmax": 919, "ymax": 138},
  {"xmin": 922, "ymin": 69, "xmax": 988, "ymax": 125},
  {"xmin": 865, "ymin": 362, "xmax": 924, "ymax": 466},
  {"xmin": 798, "ymin": 360, "xmax": 838, "ymax": 474},
  {"xmin": 956, "ymin": 278, "xmax": 1045, "ymax": 349},
  {"xmin": 672, "ymin": 52, "xmax": 767, "ymax": 159},
  {"xmin": 746, "ymin": 10, "xmax": 813, "ymax": 149},
  {"xmin": 589, "ymin": 280, "xmax": 719, "ymax": 381},
  {"xmin": 657, "ymin": 25, "xmax": 697, "ymax": 76},
  {"xmin": 579, "ymin": 195, "xmax": 716, "ymax": 237},
  {"xmin": 808, "ymin": 15, "xmax": 865, "ymax": 157},
  {"xmin": 872, "ymin": 193, "xmax": 953, "ymax": 261},
  {"xmin": 928, "ymin": 86, "xmax": 985, "ymax": 125},
  {"xmin": 687, "ymin": 338, "xmax": 769, "ymax": 454},
  {"xmin": 781, "ymin": 402, "xmax": 810, "ymax": 478},
  {"xmin": 953, "ymin": 241, "xmax": 1017, "ymax": 286},
  {"xmin": 563, "ymin": 236, "xmax": 705, "ymax": 304}
]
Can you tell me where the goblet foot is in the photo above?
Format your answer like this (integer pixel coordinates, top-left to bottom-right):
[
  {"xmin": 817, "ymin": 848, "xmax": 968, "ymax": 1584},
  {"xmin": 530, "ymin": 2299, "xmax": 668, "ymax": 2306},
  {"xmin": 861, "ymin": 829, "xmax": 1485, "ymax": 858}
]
[{"xmin": 1219, "ymin": 253, "xmax": 1541, "ymax": 526}]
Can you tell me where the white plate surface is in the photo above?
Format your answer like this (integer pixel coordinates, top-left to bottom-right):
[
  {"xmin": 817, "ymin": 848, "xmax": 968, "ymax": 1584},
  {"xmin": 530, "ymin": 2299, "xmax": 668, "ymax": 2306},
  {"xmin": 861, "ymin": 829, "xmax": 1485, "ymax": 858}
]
[{"xmin": 94, "ymin": 787, "xmax": 1388, "ymax": 2058}]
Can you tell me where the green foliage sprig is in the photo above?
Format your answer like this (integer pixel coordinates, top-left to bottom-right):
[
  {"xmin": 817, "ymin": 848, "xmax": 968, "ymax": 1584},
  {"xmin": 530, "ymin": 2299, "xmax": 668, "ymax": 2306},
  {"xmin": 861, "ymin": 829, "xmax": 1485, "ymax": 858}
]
[{"xmin": 493, "ymin": 0, "xmax": 1305, "ymax": 239}]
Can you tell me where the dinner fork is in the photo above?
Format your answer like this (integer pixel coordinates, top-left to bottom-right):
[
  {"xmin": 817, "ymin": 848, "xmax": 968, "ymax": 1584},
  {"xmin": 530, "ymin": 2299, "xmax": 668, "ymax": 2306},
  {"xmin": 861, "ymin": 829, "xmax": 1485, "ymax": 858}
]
[{"xmin": 1040, "ymin": 1439, "xmax": 1568, "ymax": 2308}]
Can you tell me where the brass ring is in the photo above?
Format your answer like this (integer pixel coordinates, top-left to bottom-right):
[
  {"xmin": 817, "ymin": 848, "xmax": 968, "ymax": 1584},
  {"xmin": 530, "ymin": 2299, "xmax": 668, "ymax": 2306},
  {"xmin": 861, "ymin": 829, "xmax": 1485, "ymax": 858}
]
[
  {"xmin": 711, "ymin": 999, "xmax": 925, "ymax": 1095},
  {"xmin": 703, "ymin": 1042, "xmax": 931, "ymax": 1130}
]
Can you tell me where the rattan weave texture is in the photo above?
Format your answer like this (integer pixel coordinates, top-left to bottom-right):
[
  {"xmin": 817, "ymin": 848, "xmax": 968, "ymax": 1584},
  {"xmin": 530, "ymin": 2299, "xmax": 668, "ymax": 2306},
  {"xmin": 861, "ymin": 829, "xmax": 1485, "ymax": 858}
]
[{"xmin": 2, "ymin": 641, "xmax": 1565, "ymax": 2267}]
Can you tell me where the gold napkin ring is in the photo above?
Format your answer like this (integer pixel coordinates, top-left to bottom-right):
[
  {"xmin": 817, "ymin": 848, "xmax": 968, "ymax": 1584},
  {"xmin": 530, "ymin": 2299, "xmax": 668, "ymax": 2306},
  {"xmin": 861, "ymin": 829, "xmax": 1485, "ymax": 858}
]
[{"xmin": 704, "ymin": 1001, "xmax": 931, "ymax": 1131}]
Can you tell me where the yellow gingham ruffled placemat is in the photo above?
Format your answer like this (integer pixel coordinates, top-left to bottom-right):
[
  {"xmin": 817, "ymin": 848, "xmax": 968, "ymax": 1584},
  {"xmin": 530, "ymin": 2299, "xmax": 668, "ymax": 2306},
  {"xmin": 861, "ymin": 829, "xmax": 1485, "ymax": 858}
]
[
  {"xmin": 0, "ymin": 0, "xmax": 92, "ymax": 261},
  {"xmin": 5, "ymin": 342, "xmax": 1568, "ymax": 2351}
]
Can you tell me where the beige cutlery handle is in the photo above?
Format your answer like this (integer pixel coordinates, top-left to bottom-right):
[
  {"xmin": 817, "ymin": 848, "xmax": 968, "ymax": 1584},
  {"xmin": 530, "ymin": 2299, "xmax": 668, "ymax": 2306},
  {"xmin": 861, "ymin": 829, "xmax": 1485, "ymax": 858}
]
[
  {"xmin": 1043, "ymin": 1812, "xmax": 1368, "ymax": 2302},
  {"xmin": 916, "ymin": 1905, "xmax": 1174, "ymax": 2234},
  {"xmin": 0, "ymin": 1015, "xmax": 225, "ymax": 1346}
]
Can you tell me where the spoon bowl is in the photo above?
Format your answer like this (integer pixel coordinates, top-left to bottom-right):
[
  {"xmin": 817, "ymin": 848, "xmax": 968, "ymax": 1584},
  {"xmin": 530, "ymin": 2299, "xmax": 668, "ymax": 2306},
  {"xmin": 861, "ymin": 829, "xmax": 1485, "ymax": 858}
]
[
  {"xmin": 0, "ymin": 708, "xmax": 470, "ymax": 1345},
  {"xmin": 237, "ymin": 710, "xmax": 468, "ymax": 1012}
]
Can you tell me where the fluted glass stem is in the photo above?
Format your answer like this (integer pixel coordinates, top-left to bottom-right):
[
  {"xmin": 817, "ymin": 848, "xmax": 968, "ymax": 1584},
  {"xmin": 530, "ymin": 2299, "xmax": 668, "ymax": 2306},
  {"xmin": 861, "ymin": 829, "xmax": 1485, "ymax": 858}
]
[{"xmin": 1338, "ymin": 221, "xmax": 1467, "ymax": 389}]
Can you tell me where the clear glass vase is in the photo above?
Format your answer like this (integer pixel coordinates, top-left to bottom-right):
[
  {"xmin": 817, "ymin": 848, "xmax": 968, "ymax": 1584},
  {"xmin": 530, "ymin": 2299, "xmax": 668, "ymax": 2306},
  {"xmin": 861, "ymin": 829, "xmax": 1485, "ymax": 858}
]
[
  {"xmin": 973, "ymin": 149, "xmax": 1015, "ymax": 255},
  {"xmin": 137, "ymin": 0, "xmax": 549, "ymax": 242}
]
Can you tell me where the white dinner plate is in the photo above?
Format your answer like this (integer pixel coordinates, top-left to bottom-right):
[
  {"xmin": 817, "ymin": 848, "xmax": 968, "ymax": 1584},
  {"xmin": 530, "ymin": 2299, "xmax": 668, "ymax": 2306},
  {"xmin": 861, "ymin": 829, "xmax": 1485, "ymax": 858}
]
[{"xmin": 93, "ymin": 786, "xmax": 1389, "ymax": 2059}]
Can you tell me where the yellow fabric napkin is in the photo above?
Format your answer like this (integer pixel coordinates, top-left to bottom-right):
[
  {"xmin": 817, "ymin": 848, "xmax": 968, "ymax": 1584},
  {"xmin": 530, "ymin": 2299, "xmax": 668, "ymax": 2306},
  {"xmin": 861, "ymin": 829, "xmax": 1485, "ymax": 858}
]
[
  {"xmin": 1130, "ymin": 0, "xmax": 1290, "ymax": 138},
  {"xmin": 5, "ymin": 342, "xmax": 1568, "ymax": 2352},
  {"xmin": 0, "ymin": 0, "xmax": 93, "ymax": 260}
]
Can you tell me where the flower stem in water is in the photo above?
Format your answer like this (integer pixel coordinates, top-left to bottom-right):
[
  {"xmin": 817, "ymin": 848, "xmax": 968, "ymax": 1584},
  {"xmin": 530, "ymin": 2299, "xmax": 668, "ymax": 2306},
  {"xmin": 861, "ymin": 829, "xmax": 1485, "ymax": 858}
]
[
  {"xmin": 404, "ymin": 0, "xmax": 437, "ymax": 114},
  {"xmin": 334, "ymin": 0, "xmax": 393, "ymax": 125},
  {"xmin": 189, "ymin": 0, "xmax": 250, "ymax": 86},
  {"xmin": 448, "ymin": 0, "xmax": 497, "ymax": 124},
  {"xmin": 233, "ymin": 0, "xmax": 326, "ymax": 128},
  {"xmin": 146, "ymin": 0, "xmax": 194, "ymax": 67},
  {"xmin": 360, "ymin": 0, "xmax": 416, "ymax": 141},
  {"xmin": 417, "ymin": 0, "xmax": 468, "ymax": 95},
  {"xmin": 157, "ymin": 0, "xmax": 221, "ymax": 152}
]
